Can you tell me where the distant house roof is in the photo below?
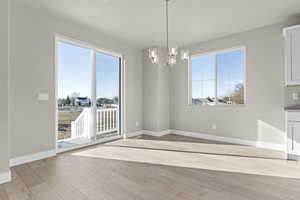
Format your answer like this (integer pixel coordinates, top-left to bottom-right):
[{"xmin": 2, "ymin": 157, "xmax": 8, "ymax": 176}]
[{"xmin": 76, "ymin": 97, "xmax": 89, "ymax": 100}]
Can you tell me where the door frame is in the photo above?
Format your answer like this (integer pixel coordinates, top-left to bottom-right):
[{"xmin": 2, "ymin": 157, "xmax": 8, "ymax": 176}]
[{"xmin": 54, "ymin": 34, "xmax": 126, "ymax": 153}]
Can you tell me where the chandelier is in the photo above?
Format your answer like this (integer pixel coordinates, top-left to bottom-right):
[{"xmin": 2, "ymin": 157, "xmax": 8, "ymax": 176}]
[{"xmin": 148, "ymin": 0, "xmax": 189, "ymax": 66}]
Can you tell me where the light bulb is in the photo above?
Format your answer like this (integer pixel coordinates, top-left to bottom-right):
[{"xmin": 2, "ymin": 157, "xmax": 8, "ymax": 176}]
[
  {"xmin": 181, "ymin": 50, "xmax": 189, "ymax": 60},
  {"xmin": 169, "ymin": 47, "xmax": 178, "ymax": 56},
  {"xmin": 168, "ymin": 56, "xmax": 177, "ymax": 66},
  {"xmin": 148, "ymin": 48, "xmax": 159, "ymax": 64}
]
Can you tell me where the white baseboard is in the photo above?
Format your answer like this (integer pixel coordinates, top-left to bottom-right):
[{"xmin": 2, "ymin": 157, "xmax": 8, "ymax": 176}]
[
  {"xmin": 173, "ymin": 129, "xmax": 256, "ymax": 146},
  {"xmin": 10, "ymin": 129, "xmax": 283, "ymax": 168},
  {"xmin": 10, "ymin": 150, "xmax": 56, "ymax": 167},
  {"xmin": 0, "ymin": 171, "xmax": 11, "ymax": 184},
  {"xmin": 125, "ymin": 131, "xmax": 144, "ymax": 138},
  {"xmin": 142, "ymin": 130, "xmax": 171, "ymax": 137},
  {"xmin": 172, "ymin": 129, "xmax": 286, "ymax": 152},
  {"xmin": 125, "ymin": 130, "xmax": 170, "ymax": 138},
  {"xmin": 256, "ymin": 141, "xmax": 286, "ymax": 152},
  {"xmin": 132, "ymin": 129, "xmax": 285, "ymax": 152}
]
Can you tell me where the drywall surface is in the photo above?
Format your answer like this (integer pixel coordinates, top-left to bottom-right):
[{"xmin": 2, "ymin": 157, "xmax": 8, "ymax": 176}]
[
  {"xmin": 0, "ymin": 0, "xmax": 10, "ymax": 173},
  {"xmin": 170, "ymin": 22, "xmax": 297, "ymax": 145},
  {"xmin": 143, "ymin": 48, "xmax": 170, "ymax": 132},
  {"xmin": 10, "ymin": 2, "xmax": 143, "ymax": 158}
]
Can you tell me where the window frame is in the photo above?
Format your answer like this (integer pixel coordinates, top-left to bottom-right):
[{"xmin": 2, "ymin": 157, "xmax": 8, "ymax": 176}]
[
  {"xmin": 188, "ymin": 46, "xmax": 246, "ymax": 107},
  {"xmin": 54, "ymin": 34, "xmax": 127, "ymax": 153}
]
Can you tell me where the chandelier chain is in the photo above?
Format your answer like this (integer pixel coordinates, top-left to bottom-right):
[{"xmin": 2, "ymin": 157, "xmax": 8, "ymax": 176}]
[{"xmin": 166, "ymin": 0, "xmax": 169, "ymax": 51}]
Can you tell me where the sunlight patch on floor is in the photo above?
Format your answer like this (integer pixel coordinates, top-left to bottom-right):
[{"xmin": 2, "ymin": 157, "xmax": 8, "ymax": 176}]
[
  {"xmin": 71, "ymin": 139, "xmax": 300, "ymax": 179},
  {"xmin": 106, "ymin": 139, "xmax": 286, "ymax": 159}
]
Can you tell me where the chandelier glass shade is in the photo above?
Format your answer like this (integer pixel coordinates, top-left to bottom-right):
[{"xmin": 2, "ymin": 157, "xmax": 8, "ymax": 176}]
[
  {"xmin": 148, "ymin": 48, "xmax": 159, "ymax": 64},
  {"xmin": 148, "ymin": 0, "xmax": 189, "ymax": 66}
]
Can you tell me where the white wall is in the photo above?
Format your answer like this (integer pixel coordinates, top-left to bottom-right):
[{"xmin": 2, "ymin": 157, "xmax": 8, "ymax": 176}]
[
  {"xmin": 170, "ymin": 22, "xmax": 298, "ymax": 145},
  {"xmin": 9, "ymin": 1, "xmax": 299, "ymax": 161},
  {"xmin": 143, "ymin": 50, "xmax": 160, "ymax": 131},
  {"xmin": 0, "ymin": 0, "xmax": 9, "ymax": 173},
  {"xmin": 10, "ymin": 2, "xmax": 143, "ymax": 158},
  {"xmin": 143, "ymin": 48, "xmax": 170, "ymax": 132}
]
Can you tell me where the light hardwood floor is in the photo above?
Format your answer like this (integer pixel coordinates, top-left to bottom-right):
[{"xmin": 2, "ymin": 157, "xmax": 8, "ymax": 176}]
[{"xmin": 1, "ymin": 134, "xmax": 300, "ymax": 200}]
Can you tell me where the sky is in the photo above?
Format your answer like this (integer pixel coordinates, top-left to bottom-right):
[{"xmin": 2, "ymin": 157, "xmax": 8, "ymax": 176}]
[
  {"xmin": 57, "ymin": 41, "xmax": 243, "ymax": 100},
  {"xmin": 58, "ymin": 41, "xmax": 119, "ymax": 99},
  {"xmin": 192, "ymin": 49, "xmax": 245, "ymax": 99}
]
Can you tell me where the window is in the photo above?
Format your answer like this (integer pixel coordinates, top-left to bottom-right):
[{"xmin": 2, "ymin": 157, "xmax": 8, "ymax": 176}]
[{"xmin": 190, "ymin": 47, "xmax": 245, "ymax": 106}]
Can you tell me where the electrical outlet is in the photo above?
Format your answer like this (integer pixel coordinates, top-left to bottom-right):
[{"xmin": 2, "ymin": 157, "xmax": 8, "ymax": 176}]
[
  {"xmin": 292, "ymin": 92, "xmax": 299, "ymax": 100},
  {"xmin": 210, "ymin": 124, "xmax": 217, "ymax": 130},
  {"xmin": 135, "ymin": 121, "xmax": 139, "ymax": 127}
]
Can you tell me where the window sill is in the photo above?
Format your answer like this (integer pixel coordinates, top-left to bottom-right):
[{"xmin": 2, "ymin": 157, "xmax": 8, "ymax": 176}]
[{"xmin": 188, "ymin": 104, "xmax": 246, "ymax": 108}]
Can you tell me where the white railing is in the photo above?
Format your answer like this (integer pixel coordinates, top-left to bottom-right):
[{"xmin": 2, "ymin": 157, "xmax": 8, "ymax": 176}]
[
  {"xmin": 71, "ymin": 107, "xmax": 119, "ymax": 139},
  {"xmin": 71, "ymin": 108, "xmax": 91, "ymax": 139},
  {"xmin": 96, "ymin": 108, "xmax": 119, "ymax": 135}
]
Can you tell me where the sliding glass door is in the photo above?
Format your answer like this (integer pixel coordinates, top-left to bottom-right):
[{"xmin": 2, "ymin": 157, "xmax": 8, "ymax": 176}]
[
  {"xmin": 95, "ymin": 52, "xmax": 121, "ymax": 139},
  {"xmin": 57, "ymin": 41, "xmax": 93, "ymax": 149},
  {"xmin": 56, "ymin": 39, "xmax": 122, "ymax": 151}
]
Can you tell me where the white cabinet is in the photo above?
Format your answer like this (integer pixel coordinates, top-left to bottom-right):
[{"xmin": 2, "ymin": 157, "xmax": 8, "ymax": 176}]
[
  {"xmin": 284, "ymin": 25, "xmax": 300, "ymax": 85},
  {"xmin": 286, "ymin": 111, "xmax": 300, "ymax": 159},
  {"xmin": 287, "ymin": 122, "xmax": 300, "ymax": 155}
]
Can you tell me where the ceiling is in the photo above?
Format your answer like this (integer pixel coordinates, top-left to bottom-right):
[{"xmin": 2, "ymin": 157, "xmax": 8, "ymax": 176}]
[{"xmin": 19, "ymin": 0, "xmax": 300, "ymax": 49}]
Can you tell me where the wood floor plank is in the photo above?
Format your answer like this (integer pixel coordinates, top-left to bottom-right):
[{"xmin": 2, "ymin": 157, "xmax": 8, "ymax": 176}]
[
  {"xmin": 2, "ymin": 134, "xmax": 300, "ymax": 200},
  {"xmin": 31, "ymin": 164, "xmax": 90, "ymax": 200},
  {"xmin": 29, "ymin": 183, "xmax": 63, "ymax": 200},
  {"xmin": 3, "ymin": 169, "xmax": 32, "ymax": 200},
  {"xmin": 14, "ymin": 164, "xmax": 43, "ymax": 188},
  {"xmin": 110, "ymin": 134, "xmax": 286, "ymax": 159},
  {"xmin": 0, "ymin": 185, "xmax": 9, "ymax": 200}
]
